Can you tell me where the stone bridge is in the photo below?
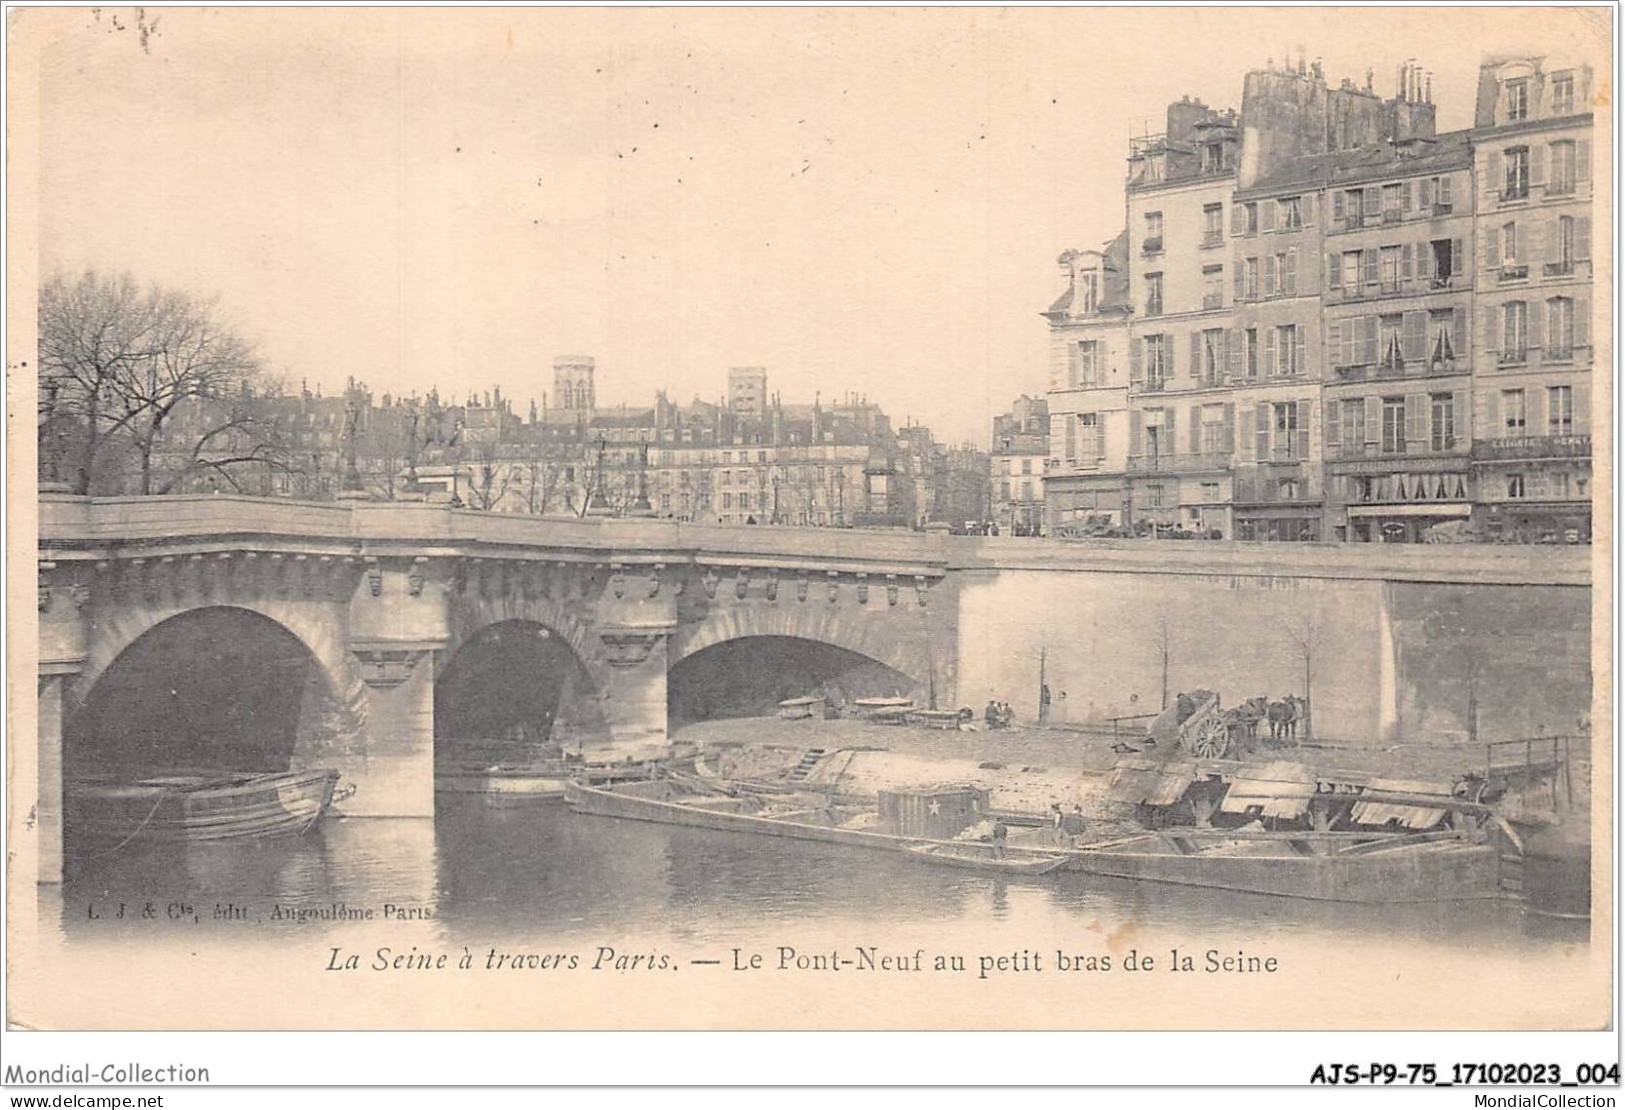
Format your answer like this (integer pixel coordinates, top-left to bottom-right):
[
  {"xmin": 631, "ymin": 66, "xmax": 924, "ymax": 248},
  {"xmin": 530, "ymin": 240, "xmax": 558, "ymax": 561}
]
[{"xmin": 26, "ymin": 493, "xmax": 1592, "ymax": 882}]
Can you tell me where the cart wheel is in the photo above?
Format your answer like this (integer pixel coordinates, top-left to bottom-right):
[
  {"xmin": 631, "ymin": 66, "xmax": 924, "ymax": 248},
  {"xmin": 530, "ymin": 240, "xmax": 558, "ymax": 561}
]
[{"xmin": 1191, "ymin": 716, "xmax": 1230, "ymax": 759}]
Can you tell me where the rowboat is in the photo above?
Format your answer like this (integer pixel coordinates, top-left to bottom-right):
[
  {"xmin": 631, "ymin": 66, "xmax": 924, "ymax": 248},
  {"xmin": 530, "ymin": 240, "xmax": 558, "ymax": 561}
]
[
  {"xmin": 435, "ymin": 760, "xmax": 655, "ymax": 802},
  {"xmin": 65, "ymin": 769, "xmax": 343, "ymax": 844},
  {"xmin": 906, "ymin": 843, "xmax": 1069, "ymax": 874}
]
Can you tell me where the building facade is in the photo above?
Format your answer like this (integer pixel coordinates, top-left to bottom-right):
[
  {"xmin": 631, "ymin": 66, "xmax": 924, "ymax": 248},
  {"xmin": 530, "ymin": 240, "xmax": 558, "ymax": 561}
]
[{"xmin": 990, "ymin": 395, "xmax": 1050, "ymax": 533}]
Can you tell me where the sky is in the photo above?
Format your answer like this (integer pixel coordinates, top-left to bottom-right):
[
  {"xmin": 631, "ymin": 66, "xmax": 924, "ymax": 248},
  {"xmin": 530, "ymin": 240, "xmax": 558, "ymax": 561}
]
[{"xmin": 23, "ymin": 7, "xmax": 1610, "ymax": 444}]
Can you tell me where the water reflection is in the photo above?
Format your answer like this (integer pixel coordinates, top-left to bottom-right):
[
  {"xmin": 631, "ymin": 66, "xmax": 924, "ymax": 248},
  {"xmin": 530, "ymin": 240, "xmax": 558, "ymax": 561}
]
[{"xmin": 56, "ymin": 798, "xmax": 1585, "ymax": 950}]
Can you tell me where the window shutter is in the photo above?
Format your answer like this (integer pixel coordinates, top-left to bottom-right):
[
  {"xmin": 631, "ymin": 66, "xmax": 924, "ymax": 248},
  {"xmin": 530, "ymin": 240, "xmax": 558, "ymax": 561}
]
[
  {"xmin": 1402, "ymin": 311, "xmax": 1427, "ymax": 360},
  {"xmin": 1528, "ymin": 387, "xmax": 1544, "ymax": 435},
  {"xmin": 1190, "ymin": 331, "xmax": 1203, "ymax": 380},
  {"xmin": 1365, "ymin": 397, "xmax": 1381, "ymax": 446},
  {"xmin": 1166, "ymin": 333, "xmax": 1177, "ymax": 381},
  {"xmin": 1484, "ymin": 390, "xmax": 1499, "ymax": 435},
  {"xmin": 1238, "ymin": 407, "xmax": 1254, "ymax": 462},
  {"xmin": 1575, "ymin": 383, "xmax": 1590, "ymax": 434},
  {"xmin": 1234, "ymin": 265, "xmax": 1245, "ymax": 300},
  {"xmin": 1325, "ymin": 398, "xmax": 1341, "ymax": 451},
  {"xmin": 1483, "ymin": 306, "xmax": 1499, "ymax": 354},
  {"xmin": 1363, "ymin": 316, "xmax": 1379, "ymax": 364},
  {"xmin": 1419, "ymin": 179, "xmax": 1433, "ymax": 208},
  {"xmin": 1129, "ymin": 409, "xmax": 1142, "ymax": 456},
  {"xmin": 1452, "ymin": 237, "xmax": 1465, "ymax": 275},
  {"xmin": 1065, "ymin": 415, "xmax": 1077, "ymax": 461},
  {"xmin": 1486, "ymin": 151, "xmax": 1503, "ymax": 198},
  {"xmin": 1263, "ymin": 327, "xmax": 1276, "ymax": 375},
  {"xmin": 1231, "ymin": 204, "xmax": 1244, "ymax": 235},
  {"xmin": 1190, "ymin": 406, "xmax": 1202, "ymax": 454},
  {"xmin": 1129, "ymin": 336, "xmax": 1143, "ymax": 383},
  {"xmin": 1095, "ymin": 421, "xmax": 1106, "ymax": 458},
  {"xmin": 1294, "ymin": 327, "xmax": 1305, "ymax": 376},
  {"xmin": 1440, "ymin": 176, "xmax": 1452, "ymax": 206},
  {"xmin": 1363, "ymin": 188, "xmax": 1379, "ymax": 217},
  {"xmin": 1217, "ymin": 330, "xmax": 1230, "ymax": 382},
  {"xmin": 1222, "ymin": 402, "xmax": 1235, "ymax": 453},
  {"xmin": 1529, "ymin": 301, "xmax": 1543, "ymax": 356},
  {"xmin": 1401, "ymin": 244, "xmax": 1413, "ymax": 282},
  {"xmin": 1452, "ymin": 306, "xmax": 1467, "ymax": 358},
  {"xmin": 1363, "ymin": 249, "xmax": 1378, "ymax": 286},
  {"xmin": 1333, "ymin": 192, "xmax": 1345, "ymax": 221},
  {"xmin": 1255, "ymin": 402, "xmax": 1271, "ymax": 458},
  {"xmin": 1485, "ymin": 226, "xmax": 1500, "ymax": 269},
  {"xmin": 1260, "ymin": 200, "xmax": 1276, "ymax": 232},
  {"xmin": 1327, "ymin": 251, "xmax": 1341, "ymax": 290},
  {"xmin": 1526, "ymin": 219, "xmax": 1545, "ymax": 266},
  {"xmin": 1328, "ymin": 320, "xmax": 1342, "ymax": 367},
  {"xmin": 1575, "ymin": 216, "xmax": 1591, "ymax": 261},
  {"xmin": 1067, "ymin": 342, "xmax": 1080, "ymax": 387},
  {"xmin": 1578, "ymin": 140, "xmax": 1591, "ymax": 189},
  {"xmin": 1165, "ymin": 408, "xmax": 1177, "ymax": 453},
  {"xmin": 1227, "ymin": 329, "xmax": 1242, "ymax": 380},
  {"xmin": 1264, "ymin": 254, "xmax": 1277, "ymax": 296},
  {"xmin": 1419, "ymin": 240, "xmax": 1436, "ymax": 282},
  {"xmin": 1404, "ymin": 394, "xmax": 1426, "ymax": 449},
  {"xmin": 1576, "ymin": 296, "xmax": 1590, "ymax": 349},
  {"xmin": 1401, "ymin": 181, "xmax": 1413, "ymax": 211},
  {"xmin": 1531, "ymin": 143, "xmax": 1546, "ymax": 188},
  {"xmin": 1283, "ymin": 249, "xmax": 1297, "ymax": 295},
  {"xmin": 1295, "ymin": 399, "xmax": 1311, "ymax": 459}
]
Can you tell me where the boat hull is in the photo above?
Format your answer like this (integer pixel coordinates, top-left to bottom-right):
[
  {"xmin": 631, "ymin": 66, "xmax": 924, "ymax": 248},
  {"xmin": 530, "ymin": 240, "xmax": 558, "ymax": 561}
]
[
  {"xmin": 566, "ymin": 780, "xmax": 1501, "ymax": 903},
  {"xmin": 66, "ymin": 770, "xmax": 341, "ymax": 844}
]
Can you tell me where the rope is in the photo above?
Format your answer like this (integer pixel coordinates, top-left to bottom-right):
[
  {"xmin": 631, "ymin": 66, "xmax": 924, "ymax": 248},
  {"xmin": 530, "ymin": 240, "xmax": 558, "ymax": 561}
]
[{"xmin": 71, "ymin": 786, "xmax": 177, "ymax": 866}]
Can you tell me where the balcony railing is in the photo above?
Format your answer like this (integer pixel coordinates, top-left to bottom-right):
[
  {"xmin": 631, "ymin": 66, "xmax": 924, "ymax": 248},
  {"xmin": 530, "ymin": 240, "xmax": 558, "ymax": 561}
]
[
  {"xmin": 1499, "ymin": 185, "xmax": 1530, "ymax": 204},
  {"xmin": 1381, "ymin": 208, "xmax": 1403, "ymax": 224},
  {"xmin": 1544, "ymin": 260, "xmax": 1576, "ymax": 278},
  {"xmin": 1334, "ymin": 355, "xmax": 1463, "ymax": 382},
  {"xmin": 1135, "ymin": 377, "xmax": 1167, "ymax": 393},
  {"xmin": 1474, "ymin": 434, "xmax": 1592, "ymax": 461},
  {"xmin": 1499, "ymin": 264, "xmax": 1529, "ymax": 282},
  {"xmin": 1498, "ymin": 348, "xmax": 1529, "ymax": 366},
  {"xmin": 1201, "ymin": 292, "xmax": 1224, "ymax": 310},
  {"xmin": 1141, "ymin": 236, "xmax": 1163, "ymax": 255},
  {"xmin": 1145, "ymin": 300, "xmax": 1164, "ymax": 317},
  {"xmin": 1200, "ymin": 231, "xmax": 1225, "ymax": 249},
  {"xmin": 1127, "ymin": 452, "xmax": 1231, "ymax": 474},
  {"xmin": 1432, "ymin": 202, "xmax": 1454, "ymax": 217},
  {"xmin": 1333, "ymin": 274, "xmax": 1470, "ymax": 302},
  {"xmin": 1233, "ymin": 467, "xmax": 1319, "ymax": 504}
]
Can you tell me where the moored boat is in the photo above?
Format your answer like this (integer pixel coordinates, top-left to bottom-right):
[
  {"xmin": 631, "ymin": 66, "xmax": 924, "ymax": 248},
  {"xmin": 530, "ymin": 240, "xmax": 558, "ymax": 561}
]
[
  {"xmin": 906, "ymin": 843, "xmax": 1069, "ymax": 874},
  {"xmin": 66, "ymin": 769, "xmax": 344, "ymax": 845}
]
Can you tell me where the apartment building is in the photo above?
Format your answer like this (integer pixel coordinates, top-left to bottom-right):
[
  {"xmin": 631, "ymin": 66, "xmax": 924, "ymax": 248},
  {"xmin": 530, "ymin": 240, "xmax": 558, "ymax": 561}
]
[
  {"xmin": 1469, "ymin": 55, "xmax": 1596, "ymax": 543},
  {"xmin": 1043, "ymin": 234, "xmax": 1133, "ymax": 531},
  {"xmin": 1042, "ymin": 53, "xmax": 1596, "ymax": 544},
  {"xmin": 991, "ymin": 395, "xmax": 1050, "ymax": 532},
  {"xmin": 1124, "ymin": 97, "xmax": 1241, "ymax": 535}
]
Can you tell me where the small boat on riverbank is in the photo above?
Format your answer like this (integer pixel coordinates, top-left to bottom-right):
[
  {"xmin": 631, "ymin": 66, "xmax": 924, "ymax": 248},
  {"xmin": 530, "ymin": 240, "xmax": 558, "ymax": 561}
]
[
  {"xmin": 435, "ymin": 761, "xmax": 654, "ymax": 803},
  {"xmin": 906, "ymin": 842, "xmax": 1069, "ymax": 874},
  {"xmin": 65, "ymin": 769, "xmax": 344, "ymax": 845}
]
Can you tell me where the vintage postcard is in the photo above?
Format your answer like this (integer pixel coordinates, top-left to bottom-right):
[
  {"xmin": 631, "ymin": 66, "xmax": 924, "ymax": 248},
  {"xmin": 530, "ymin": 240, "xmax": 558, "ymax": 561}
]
[{"xmin": 5, "ymin": 5, "xmax": 1613, "ymax": 1048}]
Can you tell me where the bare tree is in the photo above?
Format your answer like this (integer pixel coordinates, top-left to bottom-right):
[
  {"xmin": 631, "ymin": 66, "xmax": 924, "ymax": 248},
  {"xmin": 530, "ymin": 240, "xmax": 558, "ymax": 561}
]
[
  {"xmin": 1150, "ymin": 607, "xmax": 1174, "ymax": 712},
  {"xmin": 38, "ymin": 271, "xmax": 273, "ymax": 494},
  {"xmin": 1288, "ymin": 605, "xmax": 1325, "ymax": 742}
]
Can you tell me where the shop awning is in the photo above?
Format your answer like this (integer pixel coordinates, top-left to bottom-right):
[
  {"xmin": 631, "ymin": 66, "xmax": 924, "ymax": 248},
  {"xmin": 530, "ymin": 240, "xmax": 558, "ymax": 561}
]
[
  {"xmin": 1219, "ymin": 761, "xmax": 1316, "ymax": 819},
  {"xmin": 1346, "ymin": 503, "xmax": 1471, "ymax": 518}
]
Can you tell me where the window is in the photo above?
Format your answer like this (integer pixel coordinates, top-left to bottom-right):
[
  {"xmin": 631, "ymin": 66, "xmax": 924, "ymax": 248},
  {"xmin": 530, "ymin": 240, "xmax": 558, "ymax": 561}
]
[
  {"xmin": 1504, "ymin": 146, "xmax": 1530, "ymax": 199},
  {"xmin": 1552, "ymin": 72, "xmax": 1575, "ymax": 115},
  {"xmin": 1506, "ymin": 473, "xmax": 1526, "ymax": 499},
  {"xmin": 1275, "ymin": 324, "xmax": 1300, "ymax": 376},
  {"xmin": 1243, "ymin": 328, "xmax": 1259, "ymax": 380},
  {"xmin": 1021, "ymin": 458, "xmax": 1032, "ymax": 476},
  {"xmin": 1502, "ymin": 389, "xmax": 1526, "ymax": 433},
  {"xmin": 1342, "ymin": 250, "xmax": 1362, "ymax": 290},
  {"xmin": 1430, "ymin": 393, "xmax": 1456, "ymax": 451},
  {"xmin": 1427, "ymin": 174, "xmax": 1453, "ymax": 210},
  {"xmin": 1072, "ymin": 340, "xmax": 1101, "ymax": 387},
  {"xmin": 1554, "ymin": 215, "xmax": 1577, "ymax": 271},
  {"xmin": 1244, "ymin": 257, "xmax": 1260, "ymax": 300},
  {"xmin": 1502, "ymin": 221, "xmax": 1519, "ymax": 265},
  {"xmin": 1379, "ymin": 314, "xmax": 1404, "ymax": 373},
  {"xmin": 1380, "ymin": 245, "xmax": 1402, "ymax": 291},
  {"xmin": 1548, "ymin": 385, "xmax": 1574, "ymax": 435},
  {"xmin": 1549, "ymin": 140, "xmax": 1577, "ymax": 195},
  {"xmin": 1079, "ymin": 413, "xmax": 1104, "ymax": 457},
  {"xmin": 1506, "ymin": 79, "xmax": 1528, "ymax": 122},
  {"xmin": 1429, "ymin": 309, "xmax": 1457, "ymax": 366},
  {"xmin": 1200, "ymin": 328, "xmax": 1224, "ymax": 385},
  {"xmin": 1339, "ymin": 398, "xmax": 1366, "ymax": 450},
  {"xmin": 1382, "ymin": 397, "xmax": 1406, "ymax": 454},
  {"xmin": 1147, "ymin": 485, "xmax": 1165, "ymax": 509},
  {"xmin": 722, "ymin": 492, "xmax": 734, "ymax": 509},
  {"xmin": 1076, "ymin": 270, "xmax": 1100, "ymax": 313},
  {"xmin": 1276, "ymin": 249, "xmax": 1297, "ymax": 296},
  {"xmin": 1271, "ymin": 402, "xmax": 1301, "ymax": 459},
  {"xmin": 1244, "ymin": 202, "xmax": 1259, "ymax": 234},
  {"xmin": 1381, "ymin": 183, "xmax": 1402, "ymax": 217},
  {"xmin": 1145, "ymin": 273, "xmax": 1164, "ymax": 316},
  {"xmin": 1280, "ymin": 196, "xmax": 1303, "ymax": 229},
  {"xmin": 1200, "ymin": 482, "xmax": 1221, "ymax": 502},
  {"xmin": 1552, "ymin": 472, "xmax": 1570, "ymax": 499},
  {"xmin": 1203, "ymin": 142, "xmax": 1224, "ymax": 173},
  {"xmin": 1144, "ymin": 334, "xmax": 1169, "ymax": 386},
  {"xmin": 1202, "ymin": 265, "xmax": 1224, "ymax": 309},
  {"xmin": 1503, "ymin": 301, "xmax": 1528, "ymax": 361},
  {"xmin": 1202, "ymin": 203, "xmax": 1223, "ymax": 244},
  {"xmin": 1144, "ymin": 211, "xmax": 1164, "ymax": 252},
  {"xmin": 1547, "ymin": 298, "xmax": 1576, "ymax": 359},
  {"xmin": 1429, "ymin": 239, "xmax": 1455, "ymax": 287},
  {"xmin": 1278, "ymin": 478, "xmax": 1300, "ymax": 500},
  {"xmin": 1200, "ymin": 405, "xmax": 1226, "ymax": 454}
]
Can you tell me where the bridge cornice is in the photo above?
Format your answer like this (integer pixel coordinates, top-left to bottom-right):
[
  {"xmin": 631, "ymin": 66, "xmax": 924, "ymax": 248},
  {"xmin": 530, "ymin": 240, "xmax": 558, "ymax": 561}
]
[{"xmin": 36, "ymin": 494, "xmax": 1592, "ymax": 588}]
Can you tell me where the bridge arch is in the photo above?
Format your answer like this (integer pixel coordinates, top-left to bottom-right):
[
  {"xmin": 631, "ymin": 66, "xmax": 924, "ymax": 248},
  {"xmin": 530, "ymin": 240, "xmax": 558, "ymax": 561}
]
[
  {"xmin": 434, "ymin": 615, "xmax": 608, "ymax": 763},
  {"xmin": 669, "ymin": 603, "xmax": 930, "ymax": 684},
  {"xmin": 67, "ymin": 604, "xmax": 365, "ymax": 782}
]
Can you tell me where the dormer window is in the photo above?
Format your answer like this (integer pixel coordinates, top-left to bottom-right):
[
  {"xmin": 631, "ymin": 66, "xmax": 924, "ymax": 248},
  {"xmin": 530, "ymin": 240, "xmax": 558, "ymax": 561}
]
[
  {"xmin": 1203, "ymin": 142, "xmax": 1225, "ymax": 173},
  {"xmin": 1077, "ymin": 270, "xmax": 1099, "ymax": 314},
  {"xmin": 1506, "ymin": 78, "xmax": 1529, "ymax": 122},
  {"xmin": 1551, "ymin": 72, "xmax": 1575, "ymax": 115}
]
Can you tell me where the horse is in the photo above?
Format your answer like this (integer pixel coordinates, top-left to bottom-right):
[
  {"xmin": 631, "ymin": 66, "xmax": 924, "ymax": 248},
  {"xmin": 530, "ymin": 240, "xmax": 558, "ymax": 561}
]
[{"xmin": 1266, "ymin": 696, "xmax": 1298, "ymax": 743}]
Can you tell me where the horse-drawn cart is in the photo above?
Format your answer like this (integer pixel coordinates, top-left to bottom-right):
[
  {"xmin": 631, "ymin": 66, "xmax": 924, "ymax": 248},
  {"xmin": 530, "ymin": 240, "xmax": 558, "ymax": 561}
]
[{"xmin": 1150, "ymin": 690, "xmax": 1272, "ymax": 760}]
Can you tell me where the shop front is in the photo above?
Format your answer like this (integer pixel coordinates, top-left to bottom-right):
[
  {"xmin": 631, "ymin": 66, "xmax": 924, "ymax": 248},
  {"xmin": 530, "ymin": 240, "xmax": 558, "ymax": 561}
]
[
  {"xmin": 1234, "ymin": 504, "xmax": 1322, "ymax": 542},
  {"xmin": 1473, "ymin": 500, "xmax": 1592, "ymax": 545}
]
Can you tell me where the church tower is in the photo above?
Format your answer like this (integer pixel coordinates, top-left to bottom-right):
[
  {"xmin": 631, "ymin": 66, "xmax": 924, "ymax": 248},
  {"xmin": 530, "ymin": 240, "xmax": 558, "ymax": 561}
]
[{"xmin": 552, "ymin": 355, "xmax": 596, "ymax": 417}]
